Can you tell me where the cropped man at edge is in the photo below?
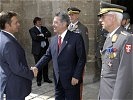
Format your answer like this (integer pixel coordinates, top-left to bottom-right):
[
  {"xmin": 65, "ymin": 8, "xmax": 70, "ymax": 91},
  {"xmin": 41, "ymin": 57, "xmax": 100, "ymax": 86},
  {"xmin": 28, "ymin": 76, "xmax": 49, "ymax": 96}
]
[
  {"xmin": 0, "ymin": 11, "xmax": 37, "ymax": 100},
  {"xmin": 98, "ymin": 1, "xmax": 133, "ymax": 100}
]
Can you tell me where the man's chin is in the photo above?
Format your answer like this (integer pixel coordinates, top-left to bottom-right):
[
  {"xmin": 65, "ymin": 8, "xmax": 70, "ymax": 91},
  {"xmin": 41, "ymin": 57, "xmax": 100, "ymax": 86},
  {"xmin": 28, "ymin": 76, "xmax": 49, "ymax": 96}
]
[
  {"xmin": 102, "ymin": 26, "xmax": 105, "ymax": 29},
  {"xmin": 54, "ymin": 30, "xmax": 57, "ymax": 33},
  {"xmin": 53, "ymin": 31, "xmax": 58, "ymax": 34}
]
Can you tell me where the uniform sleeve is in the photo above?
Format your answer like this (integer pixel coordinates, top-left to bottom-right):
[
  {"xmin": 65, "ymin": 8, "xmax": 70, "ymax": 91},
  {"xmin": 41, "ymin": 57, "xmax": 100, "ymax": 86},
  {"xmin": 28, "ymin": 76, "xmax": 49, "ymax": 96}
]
[
  {"xmin": 81, "ymin": 27, "xmax": 89, "ymax": 55},
  {"xmin": 112, "ymin": 35, "xmax": 133, "ymax": 99}
]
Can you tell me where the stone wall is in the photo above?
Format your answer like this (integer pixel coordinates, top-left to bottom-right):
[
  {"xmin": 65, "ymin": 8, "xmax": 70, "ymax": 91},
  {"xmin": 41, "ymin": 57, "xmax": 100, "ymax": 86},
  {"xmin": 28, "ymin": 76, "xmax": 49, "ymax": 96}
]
[{"xmin": 0, "ymin": 0, "xmax": 110, "ymax": 83}]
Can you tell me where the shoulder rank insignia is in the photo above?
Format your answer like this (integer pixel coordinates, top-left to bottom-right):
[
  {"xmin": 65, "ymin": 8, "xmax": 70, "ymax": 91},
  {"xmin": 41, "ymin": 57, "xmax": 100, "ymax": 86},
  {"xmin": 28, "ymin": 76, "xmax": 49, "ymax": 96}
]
[
  {"xmin": 112, "ymin": 34, "xmax": 118, "ymax": 43},
  {"xmin": 121, "ymin": 31, "xmax": 127, "ymax": 36}
]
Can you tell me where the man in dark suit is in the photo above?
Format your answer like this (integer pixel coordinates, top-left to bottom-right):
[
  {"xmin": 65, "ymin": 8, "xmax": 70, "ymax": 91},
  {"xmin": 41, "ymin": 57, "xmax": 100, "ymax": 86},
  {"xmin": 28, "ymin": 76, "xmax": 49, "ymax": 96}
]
[
  {"xmin": 67, "ymin": 7, "xmax": 89, "ymax": 100},
  {"xmin": 29, "ymin": 17, "xmax": 52, "ymax": 86},
  {"xmin": 0, "ymin": 11, "xmax": 37, "ymax": 100},
  {"xmin": 98, "ymin": 1, "xmax": 133, "ymax": 99},
  {"xmin": 35, "ymin": 11, "xmax": 86, "ymax": 100},
  {"xmin": 121, "ymin": 12, "xmax": 133, "ymax": 34},
  {"xmin": 67, "ymin": 7, "xmax": 89, "ymax": 55}
]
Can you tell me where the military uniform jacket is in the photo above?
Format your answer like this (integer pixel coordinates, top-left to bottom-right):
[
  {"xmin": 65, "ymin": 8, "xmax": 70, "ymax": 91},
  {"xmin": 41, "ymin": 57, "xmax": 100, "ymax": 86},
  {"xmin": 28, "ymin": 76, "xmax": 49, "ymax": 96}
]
[
  {"xmin": 99, "ymin": 26, "xmax": 133, "ymax": 99},
  {"xmin": 68, "ymin": 21, "xmax": 89, "ymax": 55},
  {"xmin": 126, "ymin": 24, "xmax": 133, "ymax": 34}
]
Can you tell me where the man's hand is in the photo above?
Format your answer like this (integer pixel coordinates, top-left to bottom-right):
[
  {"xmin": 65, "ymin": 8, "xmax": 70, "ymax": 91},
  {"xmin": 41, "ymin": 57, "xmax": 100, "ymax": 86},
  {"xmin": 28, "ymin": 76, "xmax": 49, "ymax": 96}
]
[
  {"xmin": 37, "ymin": 33, "xmax": 44, "ymax": 37},
  {"xmin": 71, "ymin": 77, "xmax": 79, "ymax": 86},
  {"xmin": 31, "ymin": 67, "xmax": 38, "ymax": 77}
]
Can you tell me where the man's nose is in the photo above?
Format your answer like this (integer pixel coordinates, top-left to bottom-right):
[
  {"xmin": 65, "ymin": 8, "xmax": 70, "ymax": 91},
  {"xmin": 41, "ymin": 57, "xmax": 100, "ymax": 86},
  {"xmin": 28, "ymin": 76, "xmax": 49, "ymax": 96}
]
[
  {"xmin": 99, "ymin": 18, "xmax": 102, "ymax": 22},
  {"xmin": 52, "ymin": 23, "xmax": 54, "ymax": 27}
]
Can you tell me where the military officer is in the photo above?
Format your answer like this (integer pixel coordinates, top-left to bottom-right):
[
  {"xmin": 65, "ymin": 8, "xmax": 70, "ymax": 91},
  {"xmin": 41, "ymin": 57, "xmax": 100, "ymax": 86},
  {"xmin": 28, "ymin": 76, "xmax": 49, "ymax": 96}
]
[
  {"xmin": 121, "ymin": 12, "xmax": 133, "ymax": 34},
  {"xmin": 98, "ymin": 1, "xmax": 133, "ymax": 99},
  {"xmin": 67, "ymin": 7, "xmax": 89, "ymax": 55}
]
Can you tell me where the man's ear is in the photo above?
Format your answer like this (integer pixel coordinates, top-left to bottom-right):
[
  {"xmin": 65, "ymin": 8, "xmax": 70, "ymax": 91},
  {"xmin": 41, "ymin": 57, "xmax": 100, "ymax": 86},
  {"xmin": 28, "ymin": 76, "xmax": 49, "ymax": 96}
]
[
  {"xmin": 5, "ymin": 23, "xmax": 10, "ymax": 29},
  {"xmin": 62, "ymin": 21, "xmax": 67, "ymax": 27}
]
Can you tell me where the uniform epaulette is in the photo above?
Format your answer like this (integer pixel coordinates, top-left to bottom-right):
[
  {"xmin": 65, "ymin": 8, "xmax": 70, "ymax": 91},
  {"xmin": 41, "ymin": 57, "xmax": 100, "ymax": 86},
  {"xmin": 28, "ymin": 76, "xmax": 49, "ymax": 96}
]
[{"xmin": 121, "ymin": 31, "xmax": 127, "ymax": 36}]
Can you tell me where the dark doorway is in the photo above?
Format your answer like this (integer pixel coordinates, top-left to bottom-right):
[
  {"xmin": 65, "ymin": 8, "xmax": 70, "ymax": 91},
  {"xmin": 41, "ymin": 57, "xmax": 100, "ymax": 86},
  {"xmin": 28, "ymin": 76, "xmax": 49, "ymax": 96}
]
[{"xmin": 111, "ymin": 0, "xmax": 133, "ymax": 24}]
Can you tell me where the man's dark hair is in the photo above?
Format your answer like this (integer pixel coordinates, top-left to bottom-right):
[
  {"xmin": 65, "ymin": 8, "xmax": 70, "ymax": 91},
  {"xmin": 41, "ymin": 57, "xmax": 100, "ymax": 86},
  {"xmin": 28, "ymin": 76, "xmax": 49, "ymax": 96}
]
[
  {"xmin": 55, "ymin": 11, "xmax": 70, "ymax": 27},
  {"xmin": 0, "ymin": 11, "xmax": 17, "ymax": 29},
  {"xmin": 33, "ymin": 17, "xmax": 41, "ymax": 25},
  {"xmin": 123, "ymin": 12, "xmax": 130, "ymax": 20}
]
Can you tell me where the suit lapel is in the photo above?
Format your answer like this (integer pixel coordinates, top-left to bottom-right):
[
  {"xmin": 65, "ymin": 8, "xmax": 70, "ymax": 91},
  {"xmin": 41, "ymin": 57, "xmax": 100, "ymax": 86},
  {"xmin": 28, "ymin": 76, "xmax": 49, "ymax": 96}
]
[
  {"xmin": 77, "ymin": 21, "xmax": 81, "ymax": 26},
  {"xmin": 53, "ymin": 35, "xmax": 58, "ymax": 56},
  {"xmin": 35, "ymin": 26, "xmax": 41, "ymax": 34},
  {"xmin": 58, "ymin": 31, "xmax": 70, "ymax": 55},
  {"xmin": 77, "ymin": 21, "xmax": 82, "ymax": 29}
]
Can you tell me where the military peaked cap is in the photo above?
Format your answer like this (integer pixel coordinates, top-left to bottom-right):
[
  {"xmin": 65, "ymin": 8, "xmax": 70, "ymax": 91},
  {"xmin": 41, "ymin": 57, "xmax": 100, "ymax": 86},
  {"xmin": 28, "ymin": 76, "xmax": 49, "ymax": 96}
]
[
  {"xmin": 67, "ymin": 7, "xmax": 81, "ymax": 14},
  {"xmin": 98, "ymin": 1, "xmax": 127, "ymax": 16}
]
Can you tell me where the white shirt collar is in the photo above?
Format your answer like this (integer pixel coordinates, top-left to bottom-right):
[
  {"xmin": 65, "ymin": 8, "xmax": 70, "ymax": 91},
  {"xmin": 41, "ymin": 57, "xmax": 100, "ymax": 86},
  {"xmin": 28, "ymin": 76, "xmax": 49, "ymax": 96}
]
[
  {"xmin": 125, "ymin": 23, "xmax": 130, "ymax": 30},
  {"xmin": 109, "ymin": 26, "xmax": 120, "ymax": 38},
  {"xmin": 59, "ymin": 30, "xmax": 67, "ymax": 42},
  {"xmin": 70, "ymin": 21, "xmax": 79, "ymax": 27},
  {"xmin": 36, "ymin": 26, "xmax": 41, "ymax": 30},
  {"xmin": 1, "ymin": 30, "xmax": 16, "ymax": 39}
]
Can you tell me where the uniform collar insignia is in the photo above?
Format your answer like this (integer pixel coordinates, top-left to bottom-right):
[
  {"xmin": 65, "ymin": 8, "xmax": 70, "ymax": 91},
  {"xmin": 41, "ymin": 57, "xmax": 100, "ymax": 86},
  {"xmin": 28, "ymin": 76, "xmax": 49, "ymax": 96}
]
[{"xmin": 112, "ymin": 34, "xmax": 118, "ymax": 43}]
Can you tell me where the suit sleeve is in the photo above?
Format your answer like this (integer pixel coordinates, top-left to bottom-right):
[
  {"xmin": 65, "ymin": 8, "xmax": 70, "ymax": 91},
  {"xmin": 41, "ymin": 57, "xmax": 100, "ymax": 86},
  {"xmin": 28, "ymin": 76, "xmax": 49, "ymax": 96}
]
[
  {"xmin": 73, "ymin": 34, "xmax": 86, "ymax": 80},
  {"xmin": 4, "ymin": 42, "xmax": 34, "ymax": 80},
  {"xmin": 35, "ymin": 44, "xmax": 52, "ymax": 70},
  {"xmin": 112, "ymin": 35, "xmax": 133, "ymax": 99}
]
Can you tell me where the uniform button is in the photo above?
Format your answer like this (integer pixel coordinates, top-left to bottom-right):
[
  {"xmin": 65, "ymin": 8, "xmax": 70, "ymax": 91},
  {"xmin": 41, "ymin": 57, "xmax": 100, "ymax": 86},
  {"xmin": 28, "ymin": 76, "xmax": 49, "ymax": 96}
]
[
  {"xmin": 102, "ymin": 69, "xmax": 104, "ymax": 71},
  {"xmin": 101, "ymin": 75, "xmax": 103, "ymax": 78}
]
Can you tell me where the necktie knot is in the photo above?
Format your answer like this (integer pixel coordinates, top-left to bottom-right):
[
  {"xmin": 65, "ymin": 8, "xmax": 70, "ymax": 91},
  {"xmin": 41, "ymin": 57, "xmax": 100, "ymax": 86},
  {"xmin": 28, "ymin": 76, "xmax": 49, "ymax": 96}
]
[{"xmin": 58, "ymin": 35, "xmax": 62, "ymax": 39}]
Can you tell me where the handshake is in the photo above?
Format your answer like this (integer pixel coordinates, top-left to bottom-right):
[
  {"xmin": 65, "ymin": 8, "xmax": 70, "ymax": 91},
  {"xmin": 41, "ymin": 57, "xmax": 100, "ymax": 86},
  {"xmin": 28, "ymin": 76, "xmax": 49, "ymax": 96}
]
[{"xmin": 30, "ymin": 67, "xmax": 38, "ymax": 77}]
